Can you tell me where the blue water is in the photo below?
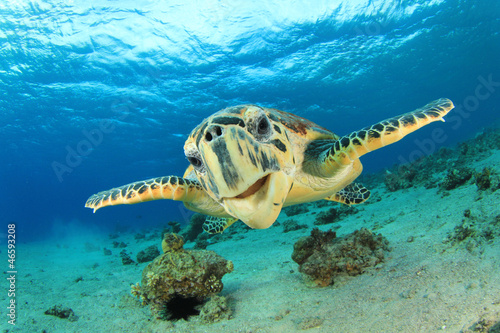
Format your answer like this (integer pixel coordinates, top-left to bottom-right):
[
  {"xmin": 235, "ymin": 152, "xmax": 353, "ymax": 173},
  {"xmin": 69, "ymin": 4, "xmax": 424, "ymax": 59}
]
[{"xmin": 1, "ymin": 0, "xmax": 499, "ymax": 241}]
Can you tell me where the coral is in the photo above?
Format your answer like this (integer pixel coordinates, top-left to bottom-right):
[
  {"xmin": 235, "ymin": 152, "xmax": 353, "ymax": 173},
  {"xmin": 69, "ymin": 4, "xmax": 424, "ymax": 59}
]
[
  {"xmin": 161, "ymin": 233, "xmax": 185, "ymax": 253},
  {"xmin": 384, "ymin": 165, "xmax": 417, "ymax": 192},
  {"xmin": 383, "ymin": 147, "xmax": 454, "ymax": 191},
  {"xmin": 292, "ymin": 228, "xmax": 390, "ymax": 286},
  {"xmin": 315, "ymin": 200, "xmax": 331, "ymax": 208},
  {"xmin": 463, "ymin": 314, "xmax": 500, "ymax": 333},
  {"xmin": 130, "ymin": 283, "xmax": 145, "ymax": 304},
  {"xmin": 376, "ymin": 128, "xmax": 500, "ymax": 192},
  {"xmin": 179, "ymin": 213, "xmax": 206, "ymax": 242},
  {"xmin": 194, "ymin": 233, "xmax": 209, "ymax": 249},
  {"xmin": 146, "ymin": 232, "xmax": 158, "ymax": 241},
  {"xmin": 445, "ymin": 210, "xmax": 477, "ymax": 248},
  {"xmin": 134, "ymin": 233, "xmax": 146, "ymax": 240},
  {"xmin": 291, "ymin": 228, "xmax": 337, "ymax": 265},
  {"xmin": 298, "ymin": 317, "xmax": 324, "ymax": 330},
  {"xmin": 283, "ymin": 219, "xmax": 307, "ymax": 233},
  {"xmin": 457, "ymin": 128, "xmax": 500, "ymax": 163},
  {"xmin": 168, "ymin": 221, "xmax": 181, "ymax": 233},
  {"xmin": 132, "ymin": 233, "xmax": 233, "ymax": 319},
  {"xmin": 211, "ymin": 221, "xmax": 251, "ymax": 242},
  {"xmin": 364, "ymin": 127, "xmax": 500, "ymax": 192},
  {"xmin": 108, "ymin": 233, "xmax": 119, "ymax": 239},
  {"xmin": 444, "ymin": 210, "xmax": 500, "ymax": 253},
  {"xmin": 475, "ymin": 167, "xmax": 491, "ymax": 190},
  {"xmin": 44, "ymin": 305, "xmax": 78, "ymax": 322},
  {"xmin": 314, "ymin": 208, "xmax": 339, "ymax": 225},
  {"xmin": 120, "ymin": 250, "xmax": 135, "ymax": 265},
  {"xmin": 137, "ymin": 245, "xmax": 160, "ymax": 263},
  {"xmin": 283, "ymin": 204, "xmax": 310, "ymax": 216},
  {"xmin": 103, "ymin": 248, "xmax": 112, "ymax": 256},
  {"xmin": 199, "ymin": 295, "xmax": 232, "ymax": 322},
  {"xmin": 439, "ymin": 167, "xmax": 473, "ymax": 191},
  {"xmin": 313, "ymin": 205, "xmax": 357, "ymax": 225},
  {"xmin": 113, "ymin": 241, "xmax": 127, "ymax": 248},
  {"xmin": 474, "ymin": 167, "xmax": 500, "ymax": 191}
]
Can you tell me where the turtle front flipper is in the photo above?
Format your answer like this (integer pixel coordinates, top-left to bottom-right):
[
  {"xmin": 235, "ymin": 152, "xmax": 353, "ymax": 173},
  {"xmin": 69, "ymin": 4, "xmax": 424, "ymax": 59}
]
[
  {"xmin": 202, "ymin": 216, "xmax": 239, "ymax": 234},
  {"xmin": 325, "ymin": 183, "xmax": 370, "ymax": 205},
  {"xmin": 321, "ymin": 98, "xmax": 454, "ymax": 173},
  {"xmin": 85, "ymin": 176, "xmax": 212, "ymax": 213}
]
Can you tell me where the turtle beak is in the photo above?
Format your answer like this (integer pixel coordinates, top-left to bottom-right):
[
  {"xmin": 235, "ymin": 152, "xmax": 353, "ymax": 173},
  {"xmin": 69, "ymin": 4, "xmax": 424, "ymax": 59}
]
[{"xmin": 222, "ymin": 171, "xmax": 293, "ymax": 229}]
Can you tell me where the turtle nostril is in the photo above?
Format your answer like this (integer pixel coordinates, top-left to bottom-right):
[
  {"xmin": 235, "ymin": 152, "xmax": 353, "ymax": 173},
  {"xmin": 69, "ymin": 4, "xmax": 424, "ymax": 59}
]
[
  {"xmin": 205, "ymin": 126, "xmax": 223, "ymax": 142},
  {"xmin": 215, "ymin": 126, "xmax": 222, "ymax": 136}
]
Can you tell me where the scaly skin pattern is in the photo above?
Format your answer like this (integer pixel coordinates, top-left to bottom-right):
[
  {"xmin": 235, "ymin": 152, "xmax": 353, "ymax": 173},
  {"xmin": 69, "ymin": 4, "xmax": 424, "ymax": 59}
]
[{"xmin": 85, "ymin": 98, "xmax": 454, "ymax": 230}]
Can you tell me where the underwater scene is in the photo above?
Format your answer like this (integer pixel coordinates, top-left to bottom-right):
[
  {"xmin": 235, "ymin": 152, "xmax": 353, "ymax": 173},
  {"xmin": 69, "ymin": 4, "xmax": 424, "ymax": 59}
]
[{"xmin": 1, "ymin": 0, "xmax": 500, "ymax": 332}]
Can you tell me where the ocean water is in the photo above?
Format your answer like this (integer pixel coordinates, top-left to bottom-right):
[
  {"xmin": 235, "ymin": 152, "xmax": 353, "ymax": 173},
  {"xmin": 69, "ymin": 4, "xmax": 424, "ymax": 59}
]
[
  {"xmin": 1, "ymin": 1, "xmax": 499, "ymax": 241},
  {"xmin": 2, "ymin": 1, "xmax": 500, "ymax": 331}
]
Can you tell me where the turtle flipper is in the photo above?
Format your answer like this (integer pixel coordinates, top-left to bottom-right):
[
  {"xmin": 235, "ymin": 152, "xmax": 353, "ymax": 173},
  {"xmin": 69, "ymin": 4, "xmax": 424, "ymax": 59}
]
[
  {"xmin": 85, "ymin": 176, "xmax": 208, "ymax": 212},
  {"xmin": 325, "ymin": 183, "xmax": 371, "ymax": 205},
  {"xmin": 202, "ymin": 216, "xmax": 238, "ymax": 234},
  {"xmin": 322, "ymin": 98, "xmax": 454, "ymax": 172}
]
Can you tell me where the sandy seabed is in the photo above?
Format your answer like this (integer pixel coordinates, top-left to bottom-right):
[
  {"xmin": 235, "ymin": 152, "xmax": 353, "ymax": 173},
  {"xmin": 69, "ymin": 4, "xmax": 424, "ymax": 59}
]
[{"xmin": 3, "ymin": 150, "xmax": 500, "ymax": 333}]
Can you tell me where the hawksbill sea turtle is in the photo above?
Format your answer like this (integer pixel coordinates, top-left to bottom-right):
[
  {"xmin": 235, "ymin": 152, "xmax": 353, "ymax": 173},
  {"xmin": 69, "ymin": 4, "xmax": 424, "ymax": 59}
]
[{"xmin": 85, "ymin": 99, "xmax": 454, "ymax": 234}]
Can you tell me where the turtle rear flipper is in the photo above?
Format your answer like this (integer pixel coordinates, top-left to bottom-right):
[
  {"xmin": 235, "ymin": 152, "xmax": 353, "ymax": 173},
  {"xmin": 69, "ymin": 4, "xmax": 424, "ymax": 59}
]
[
  {"xmin": 85, "ymin": 176, "xmax": 210, "ymax": 212},
  {"xmin": 325, "ymin": 183, "xmax": 370, "ymax": 205},
  {"xmin": 321, "ymin": 98, "xmax": 454, "ymax": 174}
]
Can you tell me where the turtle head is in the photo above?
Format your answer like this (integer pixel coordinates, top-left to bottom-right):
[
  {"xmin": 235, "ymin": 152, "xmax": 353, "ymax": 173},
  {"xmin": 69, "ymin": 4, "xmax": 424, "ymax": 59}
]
[{"xmin": 184, "ymin": 105, "xmax": 294, "ymax": 229}]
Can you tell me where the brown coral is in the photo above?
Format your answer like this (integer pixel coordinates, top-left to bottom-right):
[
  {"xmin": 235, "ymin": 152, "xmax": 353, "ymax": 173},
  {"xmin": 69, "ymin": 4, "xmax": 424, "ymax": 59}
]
[
  {"xmin": 475, "ymin": 167, "xmax": 492, "ymax": 190},
  {"xmin": 132, "ymin": 233, "xmax": 233, "ymax": 319},
  {"xmin": 199, "ymin": 295, "xmax": 232, "ymax": 322},
  {"xmin": 292, "ymin": 228, "xmax": 390, "ymax": 286},
  {"xmin": 439, "ymin": 167, "xmax": 473, "ymax": 191},
  {"xmin": 161, "ymin": 233, "xmax": 184, "ymax": 253}
]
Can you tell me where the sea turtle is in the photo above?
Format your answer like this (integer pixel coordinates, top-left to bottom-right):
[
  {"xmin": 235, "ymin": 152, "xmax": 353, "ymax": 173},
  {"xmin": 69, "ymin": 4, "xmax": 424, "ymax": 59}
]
[{"xmin": 86, "ymin": 99, "xmax": 454, "ymax": 233}]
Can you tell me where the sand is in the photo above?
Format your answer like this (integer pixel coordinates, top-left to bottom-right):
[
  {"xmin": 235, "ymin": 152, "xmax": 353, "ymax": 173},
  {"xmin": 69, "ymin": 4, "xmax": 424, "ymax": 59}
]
[{"xmin": 2, "ymin": 149, "xmax": 500, "ymax": 333}]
